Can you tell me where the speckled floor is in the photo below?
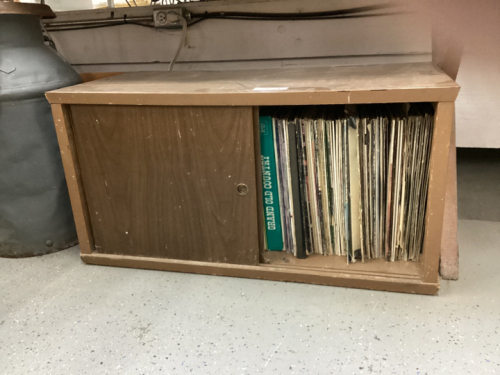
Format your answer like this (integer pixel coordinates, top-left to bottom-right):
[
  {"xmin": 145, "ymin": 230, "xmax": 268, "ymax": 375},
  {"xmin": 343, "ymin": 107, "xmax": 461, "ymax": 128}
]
[{"xmin": 0, "ymin": 219, "xmax": 499, "ymax": 375}]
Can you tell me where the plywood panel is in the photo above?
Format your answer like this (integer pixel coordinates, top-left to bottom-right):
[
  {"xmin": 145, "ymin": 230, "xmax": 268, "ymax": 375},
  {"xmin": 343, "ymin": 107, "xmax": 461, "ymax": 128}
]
[
  {"xmin": 455, "ymin": 48, "xmax": 500, "ymax": 148},
  {"xmin": 428, "ymin": 0, "xmax": 500, "ymax": 148},
  {"xmin": 46, "ymin": 63, "xmax": 460, "ymax": 106},
  {"xmin": 48, "ymin": 0, "xmax": 431, "ymax": 65},
  {"xmin": 72, "ymin": 54, "xmax": 433, "ymax": 76},
  {"xmin": 79, "ymin": 72, "xmax": 123, "ymax": 83},
  {"xmin": 70, "ymin": 105, "xmax": 260, "ymax": 265}
]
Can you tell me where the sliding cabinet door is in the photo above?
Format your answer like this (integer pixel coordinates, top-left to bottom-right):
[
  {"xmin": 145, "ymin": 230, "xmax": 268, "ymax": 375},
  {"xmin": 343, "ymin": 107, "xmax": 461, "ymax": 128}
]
[{"xmin": 70, "ymin": 105, "xmax": 259, "ymax": 265}]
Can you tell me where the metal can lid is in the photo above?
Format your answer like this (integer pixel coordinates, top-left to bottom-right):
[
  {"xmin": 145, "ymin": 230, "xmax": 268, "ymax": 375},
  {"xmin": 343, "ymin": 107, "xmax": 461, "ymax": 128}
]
[{"xmin": 0, "ymin": 2, "xmax": 56, "ymax": 19}]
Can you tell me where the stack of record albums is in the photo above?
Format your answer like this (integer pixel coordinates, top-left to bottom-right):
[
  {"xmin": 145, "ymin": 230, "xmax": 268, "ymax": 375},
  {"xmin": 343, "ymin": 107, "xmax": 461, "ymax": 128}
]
[{"xmin": 259, "ymin": 103, "xmax": 435, "ymax": 263}]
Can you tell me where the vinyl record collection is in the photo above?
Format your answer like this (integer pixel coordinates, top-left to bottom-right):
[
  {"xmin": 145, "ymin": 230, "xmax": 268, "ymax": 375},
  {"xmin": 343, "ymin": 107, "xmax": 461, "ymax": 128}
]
[{"xmin": 260, "ymin": 104, "xmax": 435, "ymax": 263}]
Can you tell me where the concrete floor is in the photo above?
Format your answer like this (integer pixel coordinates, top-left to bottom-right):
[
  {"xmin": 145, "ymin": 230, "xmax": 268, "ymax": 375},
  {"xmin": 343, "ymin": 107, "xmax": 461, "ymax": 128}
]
[
  {"xmin": 0, "ymin": 219, "xmax": 499, "ymax": 375},
  {"xmin": 1, "ymin": 148, "xmax": 499, "ymax": 374}
]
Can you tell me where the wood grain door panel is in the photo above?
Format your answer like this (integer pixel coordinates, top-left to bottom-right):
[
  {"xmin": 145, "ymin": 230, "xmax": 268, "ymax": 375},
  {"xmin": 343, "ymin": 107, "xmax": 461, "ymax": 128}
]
[{"xmin": 70, "ymin": 105, "xmax": 259, "ymax": 265}]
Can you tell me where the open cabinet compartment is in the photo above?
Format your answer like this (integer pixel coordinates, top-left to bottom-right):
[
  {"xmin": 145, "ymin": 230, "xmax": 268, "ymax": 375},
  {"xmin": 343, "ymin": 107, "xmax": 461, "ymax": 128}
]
[{"xmin": 46, "ymin": 63, "xmax": 459, "ymax": 295}]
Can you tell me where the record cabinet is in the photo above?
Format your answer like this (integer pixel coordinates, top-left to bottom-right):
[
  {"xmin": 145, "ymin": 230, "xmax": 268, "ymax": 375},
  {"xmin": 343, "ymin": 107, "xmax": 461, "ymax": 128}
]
[{"xmin": 46, "ymin": 63, "xmax": 459, "ymax": 295}]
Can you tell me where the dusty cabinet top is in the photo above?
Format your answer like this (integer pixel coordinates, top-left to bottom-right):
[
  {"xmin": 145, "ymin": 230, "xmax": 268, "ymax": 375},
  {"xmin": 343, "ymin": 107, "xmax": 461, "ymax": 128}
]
[{"xmin": 46, "ymin": 62, "xmax": 460, "ymax": 106}]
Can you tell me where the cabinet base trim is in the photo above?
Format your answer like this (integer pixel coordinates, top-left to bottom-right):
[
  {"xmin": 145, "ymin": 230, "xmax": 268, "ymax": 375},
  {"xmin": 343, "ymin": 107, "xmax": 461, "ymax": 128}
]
[{"xmin": 81, "ymin": 253, "xmax": 439, "ymax": 295}]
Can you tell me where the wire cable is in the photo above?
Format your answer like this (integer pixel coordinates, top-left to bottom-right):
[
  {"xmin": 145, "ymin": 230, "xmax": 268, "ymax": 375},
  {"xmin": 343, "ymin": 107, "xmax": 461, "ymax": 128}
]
[
  {"xmin": 45, "ymin": 3, "xmax": 403, "ymax": 32},
  {"xmin": 190, "ymin": 3, "xmax": 398, "ymax": 20},
  {"xmin": 46, "ymin": 11, "xmax": 403, "ymax": 32},
  {"xmin": 168, "ymin": 15, "xmax": 187, "ymax": 71},
  {"xmin": 187, "ymin": 11, "xmax": 405, "ymax": 25},
  {"xmin": 186, "ymin": 17, "xmax": 206, "ymax": 28},
  {"xmin": 47, "ymin": 21, "xmax": 155, "ymax": 32}
]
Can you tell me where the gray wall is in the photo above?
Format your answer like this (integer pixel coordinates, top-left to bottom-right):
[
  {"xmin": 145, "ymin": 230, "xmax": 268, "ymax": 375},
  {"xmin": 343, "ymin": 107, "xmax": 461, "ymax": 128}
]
[{"xmin": 45, "ymin": 0, "xmax": 500, "ymax": 148}]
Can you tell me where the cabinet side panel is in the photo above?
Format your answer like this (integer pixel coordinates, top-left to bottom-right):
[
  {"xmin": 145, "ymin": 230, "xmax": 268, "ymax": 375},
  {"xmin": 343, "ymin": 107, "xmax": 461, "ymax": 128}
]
[
  {"xmin": 50, "ymin": 104, "xmax": 94, "ymax": 254},
  {"xmin": 421, "ymin": 102, "xmax": 454, "ymax": 283},
  {"xmin": 69, "ymin": 105, "xmax": 259, "ymax": 265}
]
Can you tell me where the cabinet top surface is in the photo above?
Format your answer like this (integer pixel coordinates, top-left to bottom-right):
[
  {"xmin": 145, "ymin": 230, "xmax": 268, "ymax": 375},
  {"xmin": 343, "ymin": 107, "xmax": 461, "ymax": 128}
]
[{"xmin": 46, "ymin": 63, "xmax": 460, "ymax": 106}]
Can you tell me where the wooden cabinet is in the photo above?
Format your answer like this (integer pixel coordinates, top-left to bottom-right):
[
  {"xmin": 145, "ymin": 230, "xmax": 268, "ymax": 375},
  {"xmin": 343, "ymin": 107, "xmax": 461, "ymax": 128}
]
[{"xmin": 47, "ymin": 63, "xmax": 460, "ymax": 295}]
